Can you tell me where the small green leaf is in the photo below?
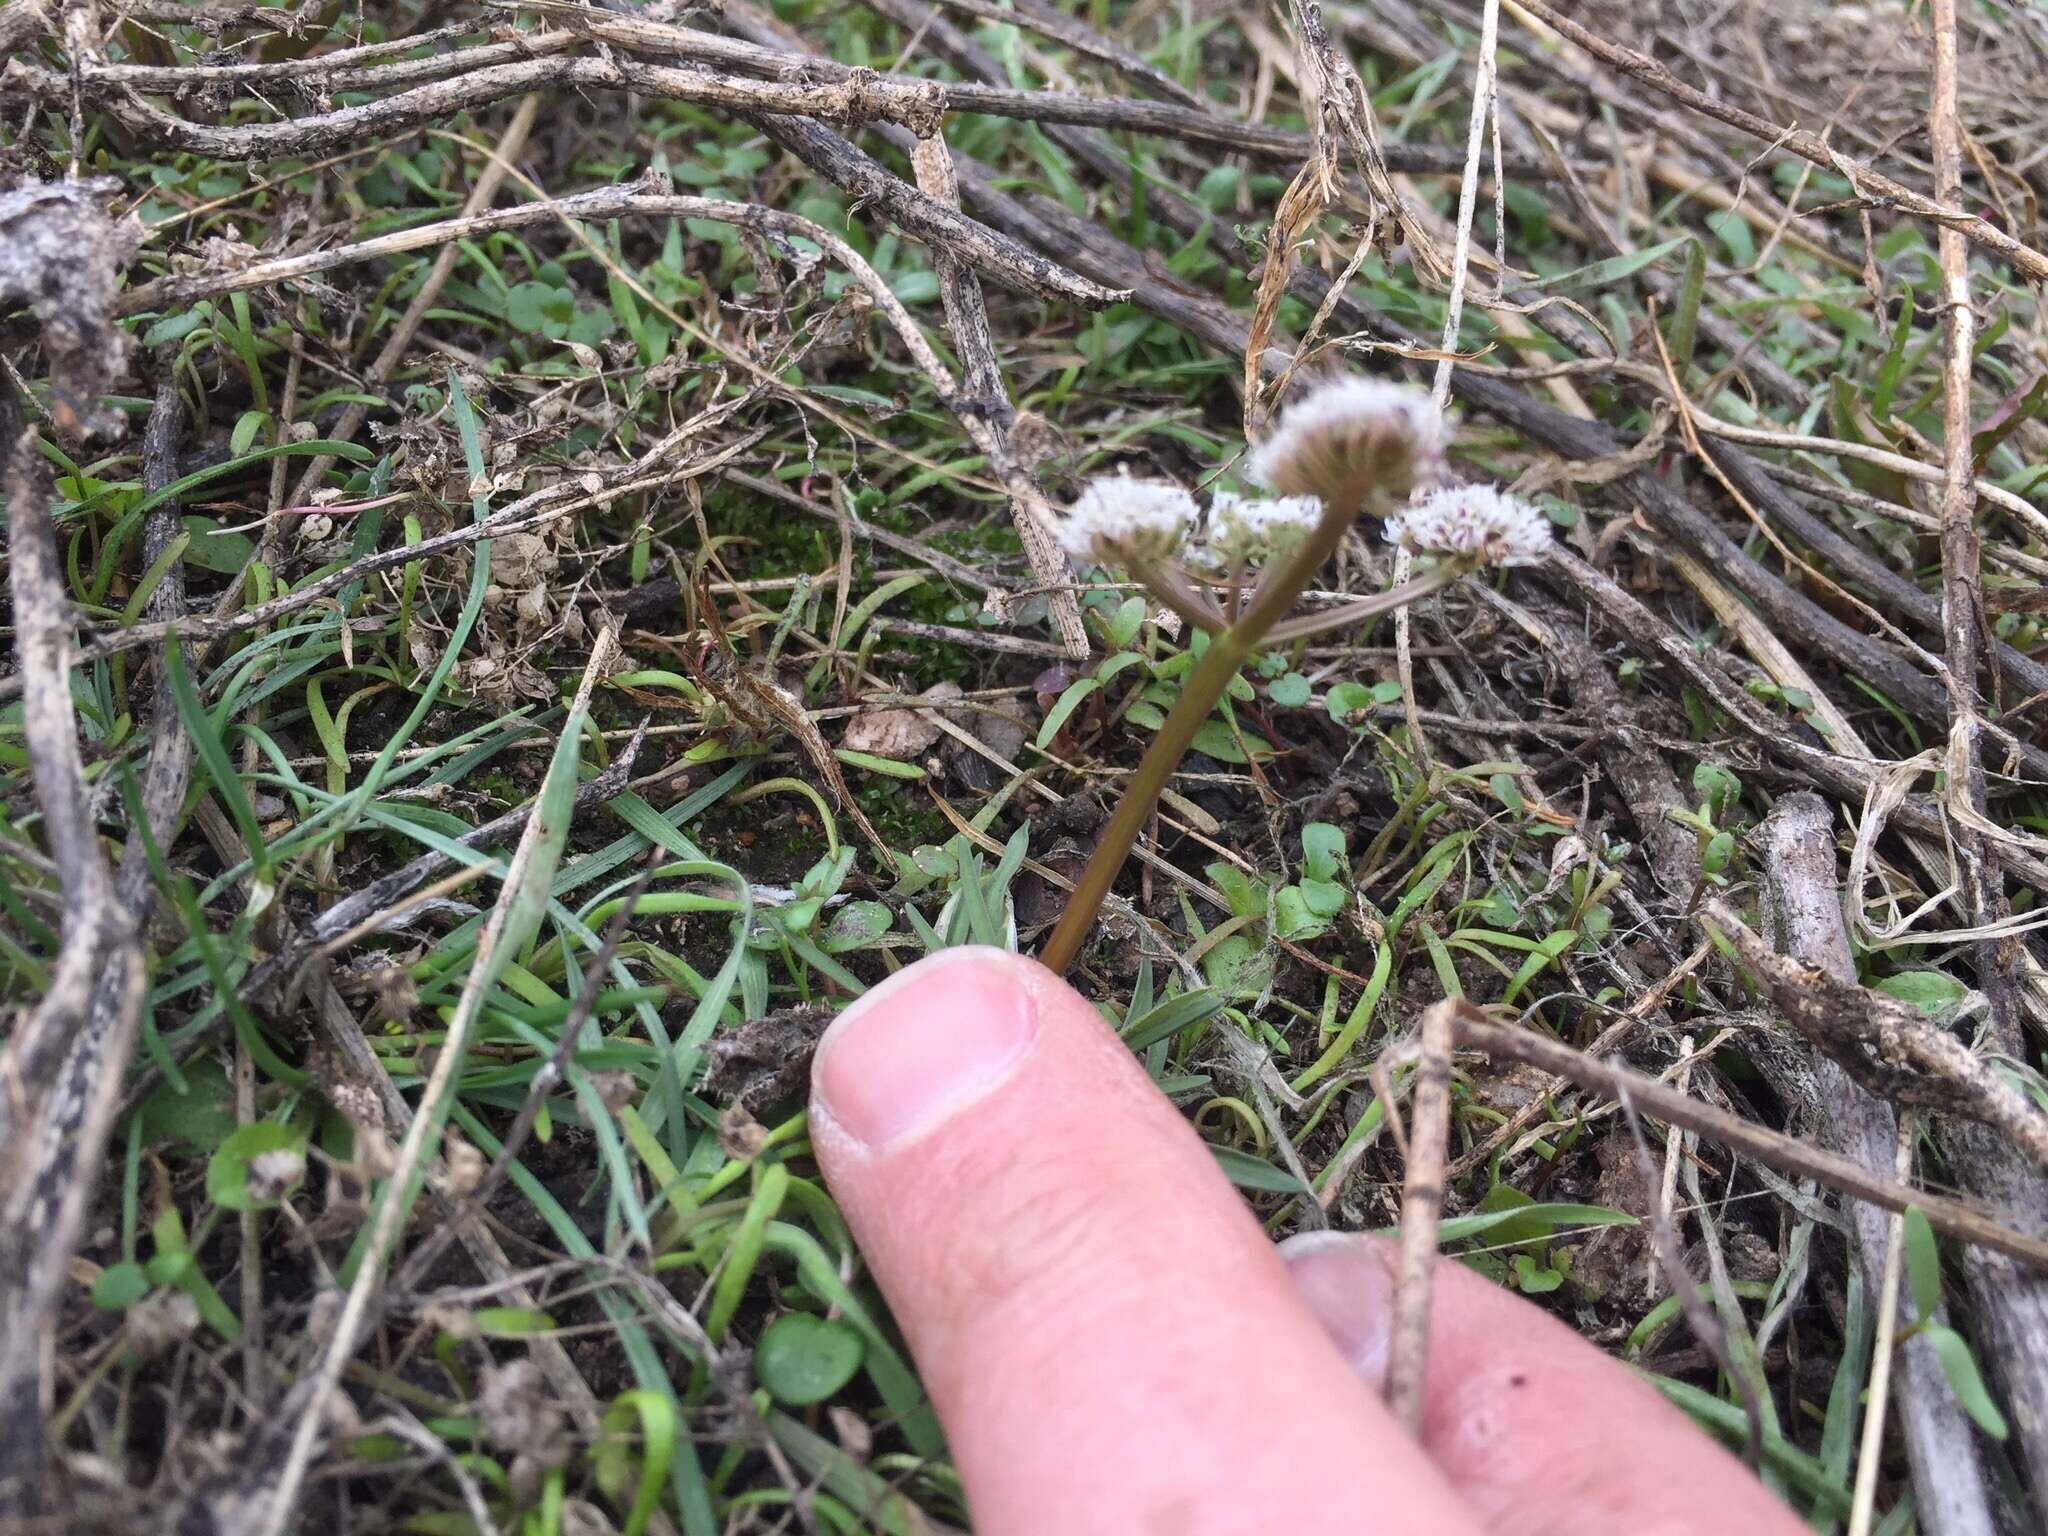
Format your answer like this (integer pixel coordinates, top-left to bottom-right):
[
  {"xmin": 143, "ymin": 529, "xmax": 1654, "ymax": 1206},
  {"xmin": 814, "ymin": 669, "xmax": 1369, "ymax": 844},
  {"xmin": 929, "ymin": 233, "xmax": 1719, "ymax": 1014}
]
[
  {"xmin": 92, "ymin": 1262, "xmax": 151, "ymax": 1311},
  {"xmin": 143, "ymin": 306, "xmax": 211, "ymax": 346},
  {"xmin": 1036, "ymin": 676, "xmax": 1101, "ymax": 749},
  {"xmin": 1268, "ymin": 672, "xmax": 1312, "ymax": 707},
  {"xmin": 1701, "ymin": 830, "xmax": 1734, "ymax": 876},
  {"xmin": 1925, "ymin": 1325, "xmax": 2009, "ymax": 1440},
  {"xmin": 1106, "ymin": 595, "xmax": 1147, "ymax": 650},
  {"xmin": 1121, "ymin": 989, "xmax": 1225, "ymax": 1051},
  {"xmin": 1528, "ymin": 234, "xmax": 1690, "ymax": 293},
  {"xmin": 566, "ymin": 302, "xmax": 618, "ymax": 346},
  {"xmin": 1325, "ymin": 681, "xmax": 1376, "ymax": 726},
  {"xmin": 1903, "ymin": 1207, "xmax": 1941, "ymax": 1319},
  {"xmin": 179, "ymin": 516, "xmax": 258, "ymax": 574},
  {"xmin": 505, "ymin": 280, "xmax": 571, "ymax": 333},
  {"xmin": 834, "ymin": 748, "xmax": 925, "ymax": 780},
  {"xmin": 1210, "ymin": 1145, "xmax": 1311, "ymax": 1196},
  {"xmin": 205, "ymin": 1122, "xmax": 307, "ymax": 1212},
  {"xmin": 1513, "ymin": 1253, "xmax": 1564, "ymax": 1293},
  {"xmin": 1875, "ymin": 971, "xmax": 1969, "ymax": 1021},
  {"xmin": 1666, "ymin": 238, "xmax": 1707, "ymax": 371},
  {"xmin": 1298, "ymin": 878, "xmax": 1346, "ymax": 919},
  {"xmin": 756, "ymin": 1313, "xmax": 865, "ymax": 1406},
  {"xmin": 1300, "ymin": 822, "xmax": 1347, "ymax": 882},
  {"xmin": 471, "ymin": 1306, "xmax": 556, "ymax": 1337},
  {"xmin": 1273, "ymin": 886, "xmax": 1329, "ymax": 941},
  {"xmin": 1692, "ymin": 762, "xmax": 1742, "ymax": 821},
  {"xmin": 1189, "ymin": 719, "xmax": 1268, "ymax": 764},
  {"xmin": 1489, "ymin": 772, "xmax": 1524, "ymax": 813}
]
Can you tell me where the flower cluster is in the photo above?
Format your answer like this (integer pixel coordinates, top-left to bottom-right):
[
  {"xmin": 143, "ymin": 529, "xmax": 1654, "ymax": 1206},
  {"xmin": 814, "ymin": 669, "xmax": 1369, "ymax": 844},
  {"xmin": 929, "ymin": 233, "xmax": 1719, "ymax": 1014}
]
[
  {"xmin": 1189, "ymin": 490, "xmax": 1324, "ymax": 571},
  {"xmin": 1054, "ymin": 473, "xmax": 1200, "ymax": 564},
  {"xmin": 1383, "ymin": 485, "xmax": 1554, "ymax": 567},
  {"xmin": 1248, "ymin": 377, "xmax": 1445, "ymax": 507},
  {"xmin": 1057, "ymin": 476, "xmax": 1326, "ymax": 571}
]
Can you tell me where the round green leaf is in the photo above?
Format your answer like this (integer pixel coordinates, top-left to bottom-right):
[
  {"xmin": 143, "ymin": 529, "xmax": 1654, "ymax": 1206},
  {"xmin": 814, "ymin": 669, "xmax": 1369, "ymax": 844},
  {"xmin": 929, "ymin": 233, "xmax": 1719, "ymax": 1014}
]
[
  {"xmin": 1325, "ymin": 681, "xmax": 1375, "ymax": 726},
  {"xmin": 505, "ymin": 280, "xmax": 572, "ymax": 334},
  {"xmin": 205, "ymin": 1122, "xmax": 308, "ymax": 1212},
  {"xmin": 91, "ymin": 1261, "xmax": 151, "ymax": 1311},
  {"xmin": 756, "ymin": 1312, "xmax": 864, "ymax": 1406},
  {"xmin": 1268, "ymin": 672, "xmax": 1312, "ymax": 708}
]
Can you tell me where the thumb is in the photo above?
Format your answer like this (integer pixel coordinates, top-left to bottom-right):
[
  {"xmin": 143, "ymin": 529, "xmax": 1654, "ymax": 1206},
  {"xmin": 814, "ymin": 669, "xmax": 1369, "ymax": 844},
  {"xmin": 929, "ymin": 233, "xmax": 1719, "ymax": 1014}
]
[{"xmin": 807, "ymin": 946, "xmax": 1478, "ymax": 1536}]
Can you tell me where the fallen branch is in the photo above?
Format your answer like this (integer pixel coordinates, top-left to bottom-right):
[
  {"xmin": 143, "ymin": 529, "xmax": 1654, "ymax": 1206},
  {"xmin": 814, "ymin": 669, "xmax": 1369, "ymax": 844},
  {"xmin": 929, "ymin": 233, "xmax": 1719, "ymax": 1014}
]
[
  {"xmin": 1442, "ymin": 1004, "xmax": 2048, "ymax": 1274},
  {"xmin": 118, "ymin": 181, "xmax": 1122, "ymax": 315},
  {"xmin": 1758, "ymin": 795, "xmax": 1996, "ymax": 1536},
  {"xmin": 0, "ymin": 412, "xmax": 148, "ymax": 1518},
  {"xmin": 1703, "ymin": 900, "xmax": 2048, "ymax": 1173}
]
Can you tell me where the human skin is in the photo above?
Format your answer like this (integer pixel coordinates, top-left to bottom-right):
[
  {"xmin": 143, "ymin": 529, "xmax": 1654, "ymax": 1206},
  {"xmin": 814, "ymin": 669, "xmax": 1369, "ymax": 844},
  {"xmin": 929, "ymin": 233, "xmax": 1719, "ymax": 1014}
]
[{"xmin": 807, "ymin": 946, "xmax": 1811, "ymax": 1536}]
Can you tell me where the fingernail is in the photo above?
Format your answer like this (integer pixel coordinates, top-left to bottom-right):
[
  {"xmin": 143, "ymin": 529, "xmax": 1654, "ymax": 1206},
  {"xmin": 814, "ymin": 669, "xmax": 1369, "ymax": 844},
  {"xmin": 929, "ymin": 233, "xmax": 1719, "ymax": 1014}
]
[
  {"xmin": 812, "ymin": 946, "xmax": 1038, "ymax": 1153},
  {"xmin": 1279, "ymin": 1232, "xmax": 1396, "ymax": 1383}
]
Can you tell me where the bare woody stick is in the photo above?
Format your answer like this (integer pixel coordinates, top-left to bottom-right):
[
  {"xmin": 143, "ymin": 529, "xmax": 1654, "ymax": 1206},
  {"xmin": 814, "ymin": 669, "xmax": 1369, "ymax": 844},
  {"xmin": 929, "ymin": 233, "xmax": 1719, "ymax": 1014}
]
[
  {"xmin": 1443, "ymin": 1005, "xmax": 2048, "ymax": 1274},
  {"xmin": 1383, "ymin": 1000, "xmax": 1454, "ymax": 1432},
  {"xmin": 1759, "ymin": 796, "xmax": 1995, "ymax": 1536}
]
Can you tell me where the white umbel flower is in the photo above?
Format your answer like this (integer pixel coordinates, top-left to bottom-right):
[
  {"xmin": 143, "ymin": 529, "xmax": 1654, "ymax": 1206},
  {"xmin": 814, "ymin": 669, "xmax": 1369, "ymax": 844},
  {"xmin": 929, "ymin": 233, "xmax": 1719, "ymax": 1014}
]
[
  {"xmin": 1384, "ymin": 485, "xmax": 1554, "ymax": 567},
  {"xmin": 1191, "ymin": 490, "xmax": 1325, "ymax": 569},
  {"xmin": 1247, "ymin": 377, "xmax": 1445, "ymax": 506},
  {"xmin": 1056, "ymin": 473, "xmax": 1199, "ymax": 565}
]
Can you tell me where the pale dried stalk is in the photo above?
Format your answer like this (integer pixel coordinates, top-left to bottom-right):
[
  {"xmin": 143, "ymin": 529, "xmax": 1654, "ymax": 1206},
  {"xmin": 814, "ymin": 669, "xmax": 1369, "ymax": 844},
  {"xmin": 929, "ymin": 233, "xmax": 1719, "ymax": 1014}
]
[
  {"xmin": 1759, "ymin": 795, "xmax": 1994, "ymax": 1536},
  {"xmin": 1429, "ymin": 0, "xmax": 1501, "ymax": 410},
  {"xmin": 1384, "ymin": 1000, "xmax": 1455, "ymax": 1432},
  {"xmin": 0, "ymin": 419, "xmax": 148, "ymax": 1516},
  {"xmin": 909, "ymin": 132, "xmax": 1087, "ymax": 656},
  {"xmin": 1849, "ymin": 1117, "xmax": 1917, "ymax": 1536}
]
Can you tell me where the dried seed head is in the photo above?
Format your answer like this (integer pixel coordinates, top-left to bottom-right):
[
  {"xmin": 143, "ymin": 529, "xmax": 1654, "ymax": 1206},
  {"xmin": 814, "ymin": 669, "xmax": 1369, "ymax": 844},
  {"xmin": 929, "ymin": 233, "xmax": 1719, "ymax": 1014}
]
[
  {"xmin": 1248, "ymin": 377, "xmax": 1444, "ymax": 506},
  {"xmin": 1189, "ymin": 490, "xmax": 1325, "ymax": 570},
  {"xmin": 441, "ymin": 1131, "xmax": 487, "ymax": 1197},
  {"xmin": 1056, "ymin": 473, "xmax": 1199, "ymax": 565},
  {"xmin": 1384, "ymin": 485, "xmax": 1554, "ymax": 567},
  {"xmin": 245, "ymin": 1147, "xmax": 307, "ymax": 1205}
]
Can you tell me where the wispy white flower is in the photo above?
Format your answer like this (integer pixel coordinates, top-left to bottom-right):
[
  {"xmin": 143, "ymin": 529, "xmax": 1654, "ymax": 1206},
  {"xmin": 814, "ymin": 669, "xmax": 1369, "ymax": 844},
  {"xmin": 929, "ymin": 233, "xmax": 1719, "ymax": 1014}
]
[
  {"xmin": 1383, "ymin": 485, "xmax": 1554, "ymax": 567},
  {"xmin": 1056, "ymin": 473, "xmax": 1199, "ymax": 565},
  {"xmin": 1248, "ymin": 377, "xmax": 1445, "ymax": 507},
  {"xmin": 1190, "ymin": 490, "xmax": 1325, "ymax": 570}
]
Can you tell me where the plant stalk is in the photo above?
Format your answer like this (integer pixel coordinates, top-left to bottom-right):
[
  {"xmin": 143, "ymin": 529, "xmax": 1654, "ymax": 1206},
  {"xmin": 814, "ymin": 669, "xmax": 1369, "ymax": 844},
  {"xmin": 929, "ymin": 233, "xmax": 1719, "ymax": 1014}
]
[
  {"xmin": 1039, "ymin": 625, "xmax": 1250, "ymax": 973},
  {"xmin": 1040, "ymin": 492, "xmax": 1373, "ymax": 973}
]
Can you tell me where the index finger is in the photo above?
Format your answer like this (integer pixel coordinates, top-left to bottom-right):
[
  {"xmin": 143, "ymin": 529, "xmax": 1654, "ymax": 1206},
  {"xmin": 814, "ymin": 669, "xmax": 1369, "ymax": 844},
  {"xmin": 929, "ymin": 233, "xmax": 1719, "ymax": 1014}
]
[{"xmin": 808, "ymin": 947, "xmax": 1480, "ymax": 1536}]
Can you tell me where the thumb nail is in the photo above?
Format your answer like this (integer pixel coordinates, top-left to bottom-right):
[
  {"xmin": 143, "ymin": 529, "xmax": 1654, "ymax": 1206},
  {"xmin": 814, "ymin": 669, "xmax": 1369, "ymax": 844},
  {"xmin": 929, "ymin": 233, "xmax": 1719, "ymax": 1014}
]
[
  {"xmin": 1279, "ymin": 1232, "xmax": 1397, "ymax": 1386},
  {"xmin": 811, "ymin": 946, "xmax": 1038, "ymax": 1154}
]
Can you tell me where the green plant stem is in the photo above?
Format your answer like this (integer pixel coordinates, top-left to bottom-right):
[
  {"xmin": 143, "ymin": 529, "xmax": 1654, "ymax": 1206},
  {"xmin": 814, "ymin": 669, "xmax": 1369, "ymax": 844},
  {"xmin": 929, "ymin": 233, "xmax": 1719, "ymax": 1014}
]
[
  {"xmin": 1040, "ymin": 492, "xmax": 1373, "ymax": 974},
  {"xmin": 1124, "ymin": 555, "xmax": 1226, "ymax": 635},
  {"xmin": 1265, "ymin": 562, "xmax": 1467, "ymax": 643},
  {"xmin": 1039, "ymin": 625, "xmax": 1251, "ymax": 973}
]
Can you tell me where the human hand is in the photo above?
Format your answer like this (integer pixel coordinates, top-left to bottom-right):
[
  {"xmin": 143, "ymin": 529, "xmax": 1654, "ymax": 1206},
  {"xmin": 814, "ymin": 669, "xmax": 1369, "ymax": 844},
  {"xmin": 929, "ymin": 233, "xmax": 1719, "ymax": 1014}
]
[{"xmin": 807, "ymin": 947, "xmax": 1809, "ymax": 1536}]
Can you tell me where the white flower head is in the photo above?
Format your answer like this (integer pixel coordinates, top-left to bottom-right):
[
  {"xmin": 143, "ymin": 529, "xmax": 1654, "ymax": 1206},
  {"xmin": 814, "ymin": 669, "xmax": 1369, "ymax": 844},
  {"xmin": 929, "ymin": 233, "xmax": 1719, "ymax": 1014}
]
[
  {"xmin": 1190, "ymin": 490, "xmax": 1325, "ymax": 570},
  {"xmin": 1056, "ymin": 473, "xmax": 1198, "ymax": 566},
  {"xmin": 1384, "ymin": 485, "xmax": 1554, "ymax": 567},
  {"xmin": 1248, "ymin": 377, "xmax": 1445, "ymax": 507}
]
